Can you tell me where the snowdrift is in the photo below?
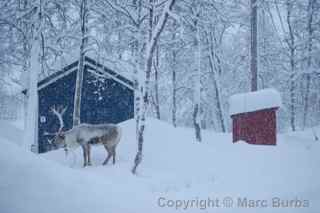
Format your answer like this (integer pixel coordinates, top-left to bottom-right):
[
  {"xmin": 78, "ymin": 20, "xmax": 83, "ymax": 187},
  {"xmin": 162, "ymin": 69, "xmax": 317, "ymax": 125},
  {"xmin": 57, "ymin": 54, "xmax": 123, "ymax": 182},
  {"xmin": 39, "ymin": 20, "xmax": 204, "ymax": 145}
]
[
  {"xmin": 0, "ymin": 120, "xmax": 23, "ymax": 145},
  {"xmin": 1, "ymin": 118, "xmax": 320, "ymax": 213},
  {"xmin": 0, "ymin": 136, "xmax": 157, "ymax": 213}
]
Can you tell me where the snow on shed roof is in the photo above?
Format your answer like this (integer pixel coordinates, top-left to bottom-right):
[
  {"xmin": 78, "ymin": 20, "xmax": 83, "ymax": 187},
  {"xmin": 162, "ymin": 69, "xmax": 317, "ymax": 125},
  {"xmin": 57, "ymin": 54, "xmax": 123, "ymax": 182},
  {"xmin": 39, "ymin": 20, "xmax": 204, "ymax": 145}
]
[
  {"xmin": 229, "ymin": 88, "xmax": 282, "ymax": 116},
  {"xmin": 44, "ymin": 50, "xmax": 135, "ymax": 81},
  {"xmin": 22, "ymin": 56, "xmax": 134, "ymax": 94}
]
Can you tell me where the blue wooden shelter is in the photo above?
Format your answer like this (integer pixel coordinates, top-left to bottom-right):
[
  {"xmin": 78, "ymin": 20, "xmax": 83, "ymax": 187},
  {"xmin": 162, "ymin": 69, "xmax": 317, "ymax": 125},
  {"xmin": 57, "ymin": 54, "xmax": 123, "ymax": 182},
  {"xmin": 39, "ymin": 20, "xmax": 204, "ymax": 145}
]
[{"xmin": 24, "ymin": 56, "xmax": 134, "ymax": 153}]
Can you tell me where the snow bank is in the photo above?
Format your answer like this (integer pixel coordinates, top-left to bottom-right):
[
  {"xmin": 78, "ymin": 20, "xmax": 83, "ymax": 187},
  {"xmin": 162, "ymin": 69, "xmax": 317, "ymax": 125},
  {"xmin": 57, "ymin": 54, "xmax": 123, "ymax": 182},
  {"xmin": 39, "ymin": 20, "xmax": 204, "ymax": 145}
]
[
  {"xmin": 0, "ymin": 120, "xmax": 24, "ymax": 146},
  {"xmin": 229, "ymin": 88, "xmax": 282, "ymax": 115},
  {"xmin": 0, "ymin": 139, "xmax": 157, "ymax": 213},
  {"xmin": 1, "ymin": 118, "xmax": 320, "ymax": 213}
]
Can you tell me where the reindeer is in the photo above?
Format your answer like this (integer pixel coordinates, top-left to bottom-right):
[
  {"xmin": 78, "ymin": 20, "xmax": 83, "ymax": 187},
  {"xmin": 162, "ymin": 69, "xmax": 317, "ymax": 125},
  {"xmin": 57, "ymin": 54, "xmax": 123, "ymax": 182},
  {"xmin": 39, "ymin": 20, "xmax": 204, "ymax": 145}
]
[{"xmin": 48, "ymin": 106, "xmax": 122, "ymax": 167}]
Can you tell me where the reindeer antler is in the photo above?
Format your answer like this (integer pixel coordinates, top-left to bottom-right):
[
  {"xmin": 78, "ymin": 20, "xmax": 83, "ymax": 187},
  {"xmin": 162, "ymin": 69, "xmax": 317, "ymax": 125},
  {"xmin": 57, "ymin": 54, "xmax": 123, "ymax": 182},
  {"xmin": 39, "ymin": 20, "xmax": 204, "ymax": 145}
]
[{"xmin": 51, "ymin": 105, "xmax": 67, "ymax": 133}]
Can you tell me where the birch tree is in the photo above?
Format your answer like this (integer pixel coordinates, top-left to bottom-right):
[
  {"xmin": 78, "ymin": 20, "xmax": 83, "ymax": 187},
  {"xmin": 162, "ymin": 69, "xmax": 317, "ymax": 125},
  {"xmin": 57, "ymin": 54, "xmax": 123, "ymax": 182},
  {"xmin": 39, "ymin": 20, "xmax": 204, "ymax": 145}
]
[
  {"xmin": 73, "ymin": 0, "xmax": 89, "ymax": 127},
  {"xmin": 24, "ymin": 0, "xmax": 45, "ymax": 150},
  {"xmin": 132, "ymin": 0, "xmax": 176, "ymax": 174}
]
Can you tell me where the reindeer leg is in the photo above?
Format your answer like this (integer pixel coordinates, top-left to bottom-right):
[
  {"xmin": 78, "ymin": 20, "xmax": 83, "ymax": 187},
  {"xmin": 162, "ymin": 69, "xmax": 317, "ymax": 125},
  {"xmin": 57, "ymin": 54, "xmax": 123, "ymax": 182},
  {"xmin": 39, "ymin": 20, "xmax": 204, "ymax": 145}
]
[
  {"xmin": 87, "ymin": 144, "xmax": 92, "ymax": 166},
  {"xmin": 102, "ymin": 146, "xmax": 111, "ymax": 165},
  {"xmin": 82, "ymin": 145, "xmax": 87, "ymax": 167},
  {"xmin": 112, "ymin": 147, "xmax": 116, "ymax": 165}
]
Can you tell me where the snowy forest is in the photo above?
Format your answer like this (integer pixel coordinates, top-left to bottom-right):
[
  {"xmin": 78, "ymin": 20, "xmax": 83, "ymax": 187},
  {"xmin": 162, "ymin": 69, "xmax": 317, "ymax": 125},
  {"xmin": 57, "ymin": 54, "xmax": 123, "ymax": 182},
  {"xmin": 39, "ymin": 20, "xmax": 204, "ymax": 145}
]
[{"xmin": 1, "ymin": 0, "xmax": 319, "ymax": 131}]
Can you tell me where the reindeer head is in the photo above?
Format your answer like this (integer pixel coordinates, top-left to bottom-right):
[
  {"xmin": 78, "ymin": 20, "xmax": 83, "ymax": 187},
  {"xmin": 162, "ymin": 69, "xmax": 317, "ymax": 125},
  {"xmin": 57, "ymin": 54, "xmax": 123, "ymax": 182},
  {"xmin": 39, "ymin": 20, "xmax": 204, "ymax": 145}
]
[
  {"xmin": 49, "ymin": 105, "xmax": 67, "ymax": 149},
  {"xmin": 51, "ymin": 132, "xmax": 66, "ymax": 149}
]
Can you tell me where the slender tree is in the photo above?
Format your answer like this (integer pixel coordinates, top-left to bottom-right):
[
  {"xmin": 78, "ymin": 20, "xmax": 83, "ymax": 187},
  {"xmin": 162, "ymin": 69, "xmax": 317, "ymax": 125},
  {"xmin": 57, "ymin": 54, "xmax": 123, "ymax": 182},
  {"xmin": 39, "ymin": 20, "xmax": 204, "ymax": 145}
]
[
  {"xmin": 73, "ymin": 0, "xmax": 89, "ymax": 127},
  {"xmin": 205, "ymin": 28, "xmax": 226, "ymax": 132},
  {"xmin": 24, "ymin": 0, "xmax": 45, "ymax": 151},
  {"xmin": 251, "ymin": 0, "xmax": 258, "ymax": 91},
  {"xmin": 303, "ymin": 0, "xmax": 316, "ymax": 129},
  {"xmin": 132, "ymin": 0, "xmax": 176, "ymax": 174},
  {"xmin": 286, "ymin": 0, "xmax": 297, "ymax": 131}
]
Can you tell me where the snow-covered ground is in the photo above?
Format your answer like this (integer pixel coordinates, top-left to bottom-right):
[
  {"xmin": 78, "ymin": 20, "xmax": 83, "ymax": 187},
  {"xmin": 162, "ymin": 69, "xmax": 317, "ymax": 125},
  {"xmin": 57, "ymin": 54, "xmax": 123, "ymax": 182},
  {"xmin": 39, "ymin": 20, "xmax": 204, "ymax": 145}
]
[{"xmin": 1, "ymin": 118, "xmax": 320, "ymax": 213}]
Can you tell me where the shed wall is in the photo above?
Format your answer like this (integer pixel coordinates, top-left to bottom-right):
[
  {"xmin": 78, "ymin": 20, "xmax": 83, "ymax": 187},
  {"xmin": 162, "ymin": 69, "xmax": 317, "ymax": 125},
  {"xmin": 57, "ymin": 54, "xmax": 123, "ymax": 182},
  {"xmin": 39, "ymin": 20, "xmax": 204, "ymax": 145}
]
[
  {"xmin": 38, "ymin": 69, "xmax": 77, "ymax": 153},
  {"xmin": 232, "ymin": 108, "xmax": 277, "ymax": 145},
  {"xmin": 37, "ymin": 65, "xmax": 134, "ymax": 153},
  {"xmin": 81, "ymin": 66, "xmax": 134, "ymax": 124}
]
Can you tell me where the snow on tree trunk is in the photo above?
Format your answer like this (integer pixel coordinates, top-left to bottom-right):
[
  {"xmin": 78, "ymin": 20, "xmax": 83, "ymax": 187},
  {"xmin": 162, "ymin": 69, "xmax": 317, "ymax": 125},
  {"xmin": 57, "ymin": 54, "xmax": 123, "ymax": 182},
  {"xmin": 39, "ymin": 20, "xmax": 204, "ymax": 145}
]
[
  {"xmin": 206, "ymin": 30, "xmax": 226, "ymax": 132},
  {"xmin": 24, "ymin": 41, "xmax": 40, "ymax": 151},
  {"xmin": 154, "ymin": 46, "xmax": 161, "ymax": 119},
  {"xmin": 73, "ymin": 0, "xmax": 88, "ymax": 127},
  {"xmin": 193, "ymin": 103, "xmax": 201, "ymax": 142},
  {"xmin": 172, "ymin": 50, "xmax": 177, "ymax": 128},
  {"xmin": 24, "ymin": 0, "xmax": 44, "ymax": 152},
  {"xmin": 287, "ymin": 1, "xmax": 296, "ymax": 131},
  {"xmin": 170, "ymin": 20, "xmax": 178, "ymax": 128},
  {"xmin": 132, "ymin": 0, "xmax": 176, "ymax": 174},
  {"xmin": 22, "ymin": 0, "xmax": 30, "ymax": 132},
  {"xmin": 133, "ymin": 40, "xmax": 141, "ymax": 136},
  {"xmin": 193, "ymin": 15, "xmax": 202, "ymax": 142},
  {"xmin": 133, "ymin": 48, "xmax": 140, "ymax": 136},
  {"xmin": 131, "ymin": 0, "xmax": 143, "ymax": 137},
  {"xmin": 250, "ymin": 0, "xmax": 258, "ymax": 92},
  {"xmin": 303, "ymin": 0, "xmax": 315, "ymax": 129}
]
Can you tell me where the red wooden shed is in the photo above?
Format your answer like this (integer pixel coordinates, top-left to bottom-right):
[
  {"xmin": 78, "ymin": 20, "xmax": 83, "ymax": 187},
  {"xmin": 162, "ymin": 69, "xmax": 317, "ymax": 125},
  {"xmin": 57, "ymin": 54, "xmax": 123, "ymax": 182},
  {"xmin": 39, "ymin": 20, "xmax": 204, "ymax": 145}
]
[{"xmin": 229, "ymin": 89, "xmax": 282, "ymax": 145}]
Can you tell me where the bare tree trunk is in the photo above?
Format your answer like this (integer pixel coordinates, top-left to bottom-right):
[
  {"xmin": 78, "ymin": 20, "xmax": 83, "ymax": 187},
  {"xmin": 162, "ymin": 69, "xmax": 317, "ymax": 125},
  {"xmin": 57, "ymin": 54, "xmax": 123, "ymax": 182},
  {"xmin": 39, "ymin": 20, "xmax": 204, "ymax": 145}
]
[
  {"xmin": 25, "ymin": 40, "xmax": 40, "ymax": 151},
  {"xmin": 73, "ymin": 0, "xmax": 88, "ymax": 127},
  {"xmin": 40, "ymin": 32, "xmax": 45, "ymax": 76},
  {"xmin": 132, "ymin": 0, "xmax": 154, "ymax": 174},
  {"xmin": 132, "ymin": 0, "xmax": 142, "ymax": 136},
  {"xmin": 72, "ymin": 0, "xmax": 88, "ymax": 163},
  {"xmin": 153, "ymin": 46, "xmax": 161, "ymax": 119},
  {"xmin": 303, "ymin": 75, "xmax": 311, "ymax": 128},
  {"xmin": 289, "ymin": 61, "xmax": 296, "ymax": 131},
  {"xmin": 24, "ymin": 0, "xmax": 43, "ymax": 151},
  {"xmin": 39, "ymin": 0, "xmax": 46, "ymax": 78},
  {"xmin": 172, "ymin": 50, "xmax": 177, "ymax": 127},
  {"xmin": 208, "ymin": 30, "xmax": 226, "ymax": 132},
  {"xmin": 193, "ymin": 11, "xmax": 202, "ymax": 142},
  {"xmin": 21, "ymin": 0, "xmax": 30, "ymax": 132},
  {"xmin": 287, "ymin": 1, "xmax": 296, "ymax": 131},
  {"xmin": 132, "ymin": 0, "xmax": 176, "ymax": 174},
  {"xmin": 170, "ymin": 20, "xmax": 178, "ymax": 127},
  {"xmin": 193, "ymin": 104, "xmax": 201, "ymax": 142},
  {"xmin": 133, "ymin": 42, "xmax": 141, "ymax": 136},
  {"xmin": 207, "ymin": 52, "xmax": 225, "ymax": 132},
  {"xmin": 303, "ymin": 0, "xmax": 315, "ymax": 129},
  {"xmin": 250, "ymin": 0, "xmax": 258, "ymax": 91}
]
